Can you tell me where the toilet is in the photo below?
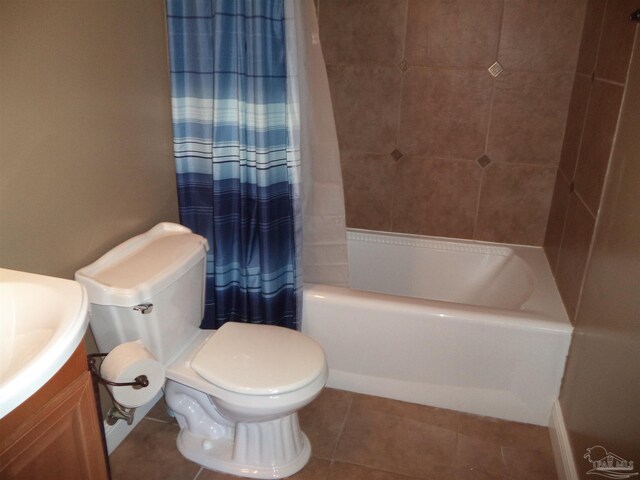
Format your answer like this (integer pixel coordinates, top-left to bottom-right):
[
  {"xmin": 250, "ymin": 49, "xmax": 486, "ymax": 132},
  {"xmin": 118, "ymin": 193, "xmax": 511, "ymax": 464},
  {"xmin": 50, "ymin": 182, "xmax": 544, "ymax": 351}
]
[{"xmin": 76, "ymin": 222, "xmax": 328, "ymax": 479}]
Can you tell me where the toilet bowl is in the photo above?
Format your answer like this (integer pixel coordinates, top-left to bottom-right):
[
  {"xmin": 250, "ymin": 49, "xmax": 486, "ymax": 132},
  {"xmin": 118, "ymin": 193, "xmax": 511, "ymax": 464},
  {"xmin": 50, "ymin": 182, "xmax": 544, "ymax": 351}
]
[
  {"xmin": 75, "ymin": 222, "xmax": 327, "ymax": 479},
  {"xmin": 164, "ymin": 325, "xmax": 327, "ymax": 478}
]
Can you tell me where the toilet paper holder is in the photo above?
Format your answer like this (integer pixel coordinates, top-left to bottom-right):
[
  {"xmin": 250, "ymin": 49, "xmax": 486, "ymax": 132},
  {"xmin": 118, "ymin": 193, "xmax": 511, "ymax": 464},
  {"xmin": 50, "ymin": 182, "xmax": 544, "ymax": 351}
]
[{"xmin": 88, "ymin": 353, "xmax": 150, "ymax": 425}]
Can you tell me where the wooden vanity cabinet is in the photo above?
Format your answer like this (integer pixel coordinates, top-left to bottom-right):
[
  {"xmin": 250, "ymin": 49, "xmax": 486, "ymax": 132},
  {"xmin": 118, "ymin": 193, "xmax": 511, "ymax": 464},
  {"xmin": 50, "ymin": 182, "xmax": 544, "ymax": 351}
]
[{"xmin": 0, "ymin": 342, "xmax": 109, "ymax": 479}]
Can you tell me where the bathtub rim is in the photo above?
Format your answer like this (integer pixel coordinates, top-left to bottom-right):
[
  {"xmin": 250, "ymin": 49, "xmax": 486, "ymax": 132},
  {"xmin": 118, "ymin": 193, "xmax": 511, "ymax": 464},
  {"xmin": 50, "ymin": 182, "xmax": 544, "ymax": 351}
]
[{"xmin": 304, "ymin": 283, "xmax": 572, "ymax": 335}]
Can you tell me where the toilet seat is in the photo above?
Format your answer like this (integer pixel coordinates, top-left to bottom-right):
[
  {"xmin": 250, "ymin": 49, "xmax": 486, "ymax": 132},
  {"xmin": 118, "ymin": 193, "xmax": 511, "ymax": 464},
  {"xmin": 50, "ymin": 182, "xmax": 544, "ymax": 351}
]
[
  {"xmin": 191, "ymin": 322, "xmax": 326, "ymax": 395},
  {"xmin": 165, "ymin": 328, "xmax": 328, "ymax": 415}
]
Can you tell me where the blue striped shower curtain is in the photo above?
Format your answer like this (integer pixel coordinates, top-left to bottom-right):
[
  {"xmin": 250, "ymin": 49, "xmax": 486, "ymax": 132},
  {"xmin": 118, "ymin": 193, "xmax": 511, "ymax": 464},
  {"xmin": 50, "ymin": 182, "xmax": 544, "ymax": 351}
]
[{"xmin": 166, "ymin": 0, "xmax": 301, "ymax": 330}]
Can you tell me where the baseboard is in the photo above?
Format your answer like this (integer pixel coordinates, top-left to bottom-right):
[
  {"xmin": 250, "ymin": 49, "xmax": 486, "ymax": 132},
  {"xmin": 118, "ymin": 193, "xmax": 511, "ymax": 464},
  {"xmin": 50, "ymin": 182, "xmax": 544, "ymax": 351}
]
[
  {"xmin": 549, "ymin": 400, "xmax": 579, "ymax": 480},
  {"xmin": 103, "ymin": 390, "xmax": 163, "ymax": 455}
]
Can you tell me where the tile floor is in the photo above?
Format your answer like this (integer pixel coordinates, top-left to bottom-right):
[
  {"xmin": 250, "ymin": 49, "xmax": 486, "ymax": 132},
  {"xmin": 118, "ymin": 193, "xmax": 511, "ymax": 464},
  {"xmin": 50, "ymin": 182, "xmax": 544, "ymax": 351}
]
[{"xmin": 109, "ymin": 388, "xmax": 558, "ymax": 480}]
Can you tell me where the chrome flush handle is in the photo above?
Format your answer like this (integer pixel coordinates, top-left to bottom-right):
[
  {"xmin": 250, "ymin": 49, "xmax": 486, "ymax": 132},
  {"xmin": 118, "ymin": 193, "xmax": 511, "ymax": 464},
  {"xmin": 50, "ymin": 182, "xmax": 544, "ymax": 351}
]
[{"xmin": 133, "ymin": 303, "xmax": 154, "ymax": 314}]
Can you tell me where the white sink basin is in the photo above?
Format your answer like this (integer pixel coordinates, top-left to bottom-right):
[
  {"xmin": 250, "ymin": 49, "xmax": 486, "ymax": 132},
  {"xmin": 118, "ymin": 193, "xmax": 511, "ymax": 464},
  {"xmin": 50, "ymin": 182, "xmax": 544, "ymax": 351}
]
[{"xmin": 0, "ymin": 268, "xmax": 89, "ymax": 419}]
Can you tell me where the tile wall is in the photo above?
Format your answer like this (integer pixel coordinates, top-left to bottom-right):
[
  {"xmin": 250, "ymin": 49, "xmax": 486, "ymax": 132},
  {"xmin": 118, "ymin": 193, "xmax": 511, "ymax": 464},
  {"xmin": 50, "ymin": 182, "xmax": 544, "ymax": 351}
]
[
  {"xmin": 317, "ymin": 0, "xmax": 586, "ymax": 245},
  {"xmin": 543, "ymin": 0, "xmax": 638, "ymax": 321}
]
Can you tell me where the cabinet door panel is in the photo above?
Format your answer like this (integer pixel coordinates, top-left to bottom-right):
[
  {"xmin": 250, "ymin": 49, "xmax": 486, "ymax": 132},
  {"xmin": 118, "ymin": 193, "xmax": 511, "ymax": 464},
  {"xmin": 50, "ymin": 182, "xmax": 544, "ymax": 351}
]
[{"xmin": 0, "ymin": 371, "xmax": 108, "ymax": 480}]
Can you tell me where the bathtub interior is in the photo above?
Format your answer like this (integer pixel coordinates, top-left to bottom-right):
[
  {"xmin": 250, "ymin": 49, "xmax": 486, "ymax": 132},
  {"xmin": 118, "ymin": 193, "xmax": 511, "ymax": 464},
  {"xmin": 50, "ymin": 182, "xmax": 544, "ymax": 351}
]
[{"xmin": 347, "ymin": 229, "xmax": 568, "ymax": 321}]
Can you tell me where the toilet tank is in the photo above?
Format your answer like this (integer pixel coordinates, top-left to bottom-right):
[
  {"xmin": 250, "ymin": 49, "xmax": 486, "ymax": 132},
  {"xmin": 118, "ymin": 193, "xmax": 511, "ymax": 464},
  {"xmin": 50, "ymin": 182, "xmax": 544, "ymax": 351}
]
[{"xmin": 75, "ymin": 223, "xmax": 209, "ymax": 365}]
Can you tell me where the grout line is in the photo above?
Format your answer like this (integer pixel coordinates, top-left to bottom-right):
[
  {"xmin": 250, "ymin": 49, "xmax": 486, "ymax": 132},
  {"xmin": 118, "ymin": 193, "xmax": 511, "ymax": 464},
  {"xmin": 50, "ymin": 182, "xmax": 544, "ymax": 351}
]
[
  {"xmin": 325, "ymin": 59, "xmax": 579, "ymax": 76},
  {"xmin": 321, "ymin": 459, "xmax": 333, "ymax": 480},
  {"xmin": 329, "ymin": 392, "xmax": 355, "ymax": 461},
  {"xmin": 192, "ymin": 466, "xmax": 204, "ymax": 480},
  {"xmin": 593, "ymin": 75, "xmax": 626, "ymax": 88},
  {"xmin": 574, "ymin": 189, "xmax": 597, "ymax": 220},
  {"xmin": 144, "ymin": 416, "xmax": 175, "ymax": 425},
  {"xmin": 479, "ymin": 0, "xmax": 503, "ymax": 220},
  {"xmin": 332, "ymin": 460, "xmax": 428, "ymax": 479},
  {"xmin": 482, "ymin": 67, "xmax": 498, "ymax": 155},
  {"xmin": 400, "ymin": 0, "xmax": 409, "ymax": 60},
  {"xmin": 471, "ymin": 167, "xmax": 486, "ymax": 240},
  {"xmin": 500, "ymin": 445, "xmax": 508, "ymax": 466},
  {"xmin": 388, "ymin": 0, "xmax": 410, "ymax": 234}
]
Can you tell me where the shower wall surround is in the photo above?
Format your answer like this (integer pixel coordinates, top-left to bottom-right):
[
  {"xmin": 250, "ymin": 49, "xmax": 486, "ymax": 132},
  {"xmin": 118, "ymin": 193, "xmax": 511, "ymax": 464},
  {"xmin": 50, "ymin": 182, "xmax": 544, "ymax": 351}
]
[
  {"xmin": 317, "ymin": 0, "xmax": 586, "ymax": 245},
  {"xmin": 544, "ymin": 0, "xmax": 638, "ymax": 321}
]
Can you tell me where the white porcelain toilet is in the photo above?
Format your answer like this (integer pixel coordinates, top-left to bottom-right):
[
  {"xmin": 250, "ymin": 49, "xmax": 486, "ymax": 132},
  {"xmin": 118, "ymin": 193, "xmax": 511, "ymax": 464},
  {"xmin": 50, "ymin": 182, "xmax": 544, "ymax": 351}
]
[{"xmin": 76, "ymin": 222, "xmax": 328, "ymax": 479}]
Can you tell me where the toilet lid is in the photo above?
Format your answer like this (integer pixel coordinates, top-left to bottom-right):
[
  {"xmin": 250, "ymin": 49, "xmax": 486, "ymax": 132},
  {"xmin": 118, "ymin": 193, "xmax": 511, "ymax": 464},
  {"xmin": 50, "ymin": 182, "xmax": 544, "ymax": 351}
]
[{"xmin": 191, "ymin": 322, "xmax": 327, "ymax": 395}]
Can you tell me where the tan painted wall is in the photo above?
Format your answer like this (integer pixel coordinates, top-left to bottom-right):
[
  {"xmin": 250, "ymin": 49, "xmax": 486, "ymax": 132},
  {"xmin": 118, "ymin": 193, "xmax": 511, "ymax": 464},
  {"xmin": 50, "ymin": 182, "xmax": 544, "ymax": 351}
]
[
  {"xmin": 0, "ymin": 0, "xmax": 179, "ymax": 281},
  {"xmin": 559, "ymin": 32, "xmax": 640, "ymax": 477},
  {"xmin": 0, "ymin": 0, "xmax": 179, "ymax": 418}
]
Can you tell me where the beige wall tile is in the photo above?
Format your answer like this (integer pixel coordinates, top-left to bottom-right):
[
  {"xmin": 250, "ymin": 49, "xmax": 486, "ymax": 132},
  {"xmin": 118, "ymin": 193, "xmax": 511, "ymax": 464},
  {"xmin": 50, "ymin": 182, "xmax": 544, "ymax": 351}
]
[
  {"xmin": 405, "ymin": 0, "xmax": 502, "ymax": 68},
  {"xmin": 487, "ymin": 71, "xmax": 573, "ymax": 166},
  {"xmin": 543, "ymin": 172, "xmax": 572, "ymax": 273},
  {"xmin": 498, "ymin": 0, "xmax": 585, "ymax": 72},
  {"xmin": 558, "ymin": 73, "xmax": 592, "ymax": 179},
  {"xmin": 391, "ymin": 156, "xmax": 481, "ymax": 238},
  {"xmin": 319, "ymin": 0, "xmax": 407, "ymax": 65},
  {"xmin": 574, "ymin": 79, "xmax": 624, "ymax": 213},
  {"xmin": 475, "ymin": 164, "xmax": 556, "ymax": 245},
  {"xmin": 321, "ymin": 0, "xmax": 584, "ymax": 246},
  {"xmin": 560, "ymin": 31, "xmax": 640, "ymax": 458},
  {"xmin": 327, "ymin": 64, "xmax": 401, "ymax": 154},
  {"xmin": 575, "ymin": 0, "xmax": 606, "ymax": 75},
  {"xmin": 554, "ymin": 194, "xmax": 596, "ymax": 320},
  {"xmin": 594, "ymin": 0, "xmax": 638, "ymax": 83},
  {"xmin": 398, "ymin": 68, "xmax": 493, "ymax": 159},
  {"xmin": 341, "ymin": 152, "xmax": 396, "ymax": 231}
]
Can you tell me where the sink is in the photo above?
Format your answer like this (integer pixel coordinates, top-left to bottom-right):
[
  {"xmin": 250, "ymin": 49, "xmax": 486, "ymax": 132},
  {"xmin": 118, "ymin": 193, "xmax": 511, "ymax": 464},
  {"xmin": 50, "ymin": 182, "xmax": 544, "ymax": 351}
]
[{"xmin": 0, "ymin": 268, "xmax": 89, "ymax": 419}]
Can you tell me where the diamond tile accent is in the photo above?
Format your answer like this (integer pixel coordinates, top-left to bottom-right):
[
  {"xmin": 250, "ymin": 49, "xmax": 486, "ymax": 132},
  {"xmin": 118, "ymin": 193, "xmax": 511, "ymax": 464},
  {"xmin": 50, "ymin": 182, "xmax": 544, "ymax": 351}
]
[
  {"xmin": 398, "ymin": 59, "xmax": 410, "ymax": 73},
  {"xmin": 488, "ymin": 61, "xmax": 504, "ymax": 77},
  {"xmin": 476, "ymin": 154, "xmax": 492, "ymax": 168},
  {"xmin": 391, "ymin": 148, "xmax": 404, "ymax": 161}
]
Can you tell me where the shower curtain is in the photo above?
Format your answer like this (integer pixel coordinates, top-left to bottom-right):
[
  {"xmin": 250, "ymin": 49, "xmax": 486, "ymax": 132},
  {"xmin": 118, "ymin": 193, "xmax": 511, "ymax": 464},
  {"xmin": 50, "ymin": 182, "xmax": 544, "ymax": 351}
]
[{"xmin": 166, "ymin": 0, "xmax": 347, "ymax": 330}]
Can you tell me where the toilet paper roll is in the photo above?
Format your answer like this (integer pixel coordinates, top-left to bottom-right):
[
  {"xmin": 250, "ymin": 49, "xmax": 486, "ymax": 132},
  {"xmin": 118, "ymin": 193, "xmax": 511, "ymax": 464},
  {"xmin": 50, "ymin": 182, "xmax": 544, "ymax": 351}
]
[{"xmin": 100, "ymin": 340, "xmax": 165, "ymax": 408}]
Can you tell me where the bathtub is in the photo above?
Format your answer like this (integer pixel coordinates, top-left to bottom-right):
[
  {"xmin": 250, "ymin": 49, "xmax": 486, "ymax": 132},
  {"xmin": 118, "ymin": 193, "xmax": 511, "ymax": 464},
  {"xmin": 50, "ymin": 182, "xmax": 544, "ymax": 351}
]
[{"xmin": 301, "ymin": 229, "xmax": 572, "ymax": 426}]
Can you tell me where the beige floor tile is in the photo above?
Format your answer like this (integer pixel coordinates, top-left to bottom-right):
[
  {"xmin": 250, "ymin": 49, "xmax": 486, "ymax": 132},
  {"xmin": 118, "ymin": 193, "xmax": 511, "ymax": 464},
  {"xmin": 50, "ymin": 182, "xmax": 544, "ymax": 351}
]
[
  {"xmin": 456, "ymin": 433, "xmax": 509, "ymax": 478},
  {"xmin": 196, "ymin": 456, "xmax": 331, "ymax": 480},
  {"xmin": 458, "ymin": 412, "xmax": 551, "ymax": 450},
  {"xmin": 457, "ymin": 412, "xmax": 557, "ymax": 480},
  {"xmin": 455, "ymin": 466, "xmax": 509, "ymax": 480},
  {"xmin": 502, "ymin": 446, "xmax": 558, "ymax": 480},
  {"xmin": 327, "ymin": 461, "xmax": 425, "ymax": 480},
  {"xmin": 109, "ymin": 419, "xmax": 200, "ymax": 480},
  {"xmin": 109, "ymin": 390, "xmax": 558, "ymax": 480},
  {"xmin": 333, "ymin": 394, "xmax": 458, "ymax": 478},
  {"xmin": 146, "ymin": 395, "xmax": 178, "ymax": 424},
  {"xmin": 299, "ymin": 388, "xmax": 354, "ymax": 460}
]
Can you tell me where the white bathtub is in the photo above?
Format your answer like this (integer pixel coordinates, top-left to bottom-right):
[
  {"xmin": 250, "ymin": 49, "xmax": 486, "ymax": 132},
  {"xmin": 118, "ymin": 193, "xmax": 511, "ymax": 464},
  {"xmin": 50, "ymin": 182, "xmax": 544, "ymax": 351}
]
[{"xmin": 301, "ymin": 229, "xmax": 572, "ymax": 426}]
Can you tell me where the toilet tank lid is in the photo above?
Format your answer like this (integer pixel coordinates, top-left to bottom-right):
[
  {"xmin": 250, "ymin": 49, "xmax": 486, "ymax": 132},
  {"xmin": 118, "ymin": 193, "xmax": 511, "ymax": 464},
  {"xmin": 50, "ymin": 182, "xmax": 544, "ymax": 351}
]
[{"xmin": 75, "ymin": 222, "xmax": 208, "ymax": 307}]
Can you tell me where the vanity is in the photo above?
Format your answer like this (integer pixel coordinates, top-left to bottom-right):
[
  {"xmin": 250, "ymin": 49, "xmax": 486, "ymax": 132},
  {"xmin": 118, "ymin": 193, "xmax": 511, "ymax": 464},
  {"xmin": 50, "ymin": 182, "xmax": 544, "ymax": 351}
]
[{"xmin": 0, "ymin": 269, "xmax": 109, "ymax": 479}]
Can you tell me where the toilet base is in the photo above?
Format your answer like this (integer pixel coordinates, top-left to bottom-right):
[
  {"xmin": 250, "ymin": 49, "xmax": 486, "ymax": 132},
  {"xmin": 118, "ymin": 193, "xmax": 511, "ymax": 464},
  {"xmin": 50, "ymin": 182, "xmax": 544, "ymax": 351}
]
[
  {"xmin": 165, "ymin": 379, "xmax": 313, "ymax": 479},
  {"xmin": 176, "ymin": 422, "xmax": 312, "ymax": 479}
]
